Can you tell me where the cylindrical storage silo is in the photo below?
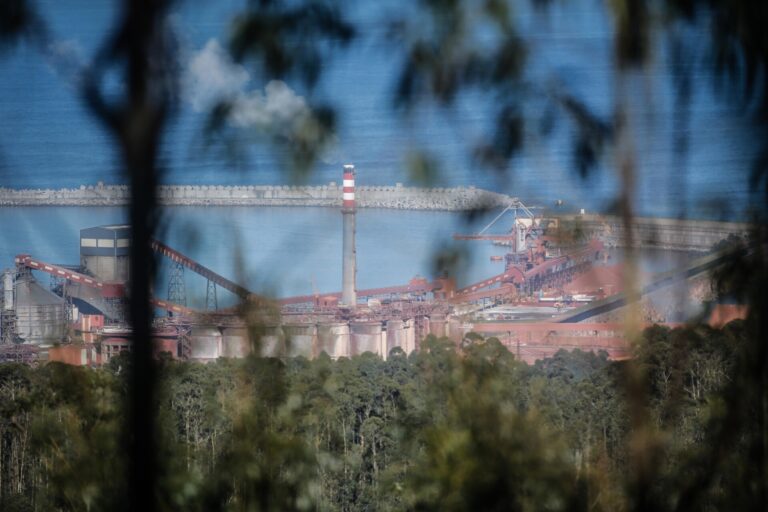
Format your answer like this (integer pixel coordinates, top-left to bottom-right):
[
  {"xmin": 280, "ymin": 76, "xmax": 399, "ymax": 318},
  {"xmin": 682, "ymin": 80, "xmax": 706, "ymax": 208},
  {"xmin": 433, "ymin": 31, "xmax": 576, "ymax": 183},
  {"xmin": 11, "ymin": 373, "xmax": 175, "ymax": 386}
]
[
  {"xmin": 350, "ymin": 322, "xmax": 383, "ymax": 356},
  {"xmin": 15, "ymin": 277, "xmax": 66, "ymax": 345},
  {"xmin": 283, "ymin": 324, "xmax": 316, "ymax": 358},
  {"xmin": 221, "ymin": 327, "xmax": 250, "ymax": 358},
  {"xmin": 256, "ymin": 325, "xmax": 284, "ymax": 357},
  {"xmin": 413, "ymin": 315, "xmax": 431, "ymax": 350},
  {"xmin": 316, "ymin": 322, "xmax": 350, "ymax": 359},
  {"xmin": 189, "ymin": 326, "xmax": 222, "ymax": 362},
  {"xmin": 403, "ymin": 319, "xmax": 416, "ymax": 354},
  {"xmin": 428, "ymin": 314, "xmax": 447, "ymax": 338},
  {"xmin": 386, "ymin": 319, "xmax": 406, "ymax": 354},
  {"xmin": 447, "ymin": 318, "xmax": 465, "ymax": 343}
]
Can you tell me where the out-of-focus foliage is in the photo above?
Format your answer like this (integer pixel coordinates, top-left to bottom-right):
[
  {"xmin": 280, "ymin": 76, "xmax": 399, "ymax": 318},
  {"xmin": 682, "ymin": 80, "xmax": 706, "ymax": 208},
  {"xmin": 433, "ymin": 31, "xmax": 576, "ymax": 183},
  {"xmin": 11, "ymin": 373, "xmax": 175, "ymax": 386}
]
[
  {"xmin": 205, "ymin": 0, "xmax": 354, "ymax": 182},
  {"xmin": 0, "ymin": 0, "xmax": 767, "ymax": 510},
  {"xmin": 229, "ymin": 1, "xmax": 354, "ymax": 88},
  {"xmin": 0, "ymin": 362, "xmax": 126, "ymax": 511},
  {"xmin": 664, "ymin": 0, "xmax": 768, "ymax": 205},
  {"xmin": 0, "ymin": 0, "xmax": 42, "ymax": 48},
  {"xmin": 389, "ymin": 0, "xmax": 529, "ymax": 174},
  {"xmin": 0, "ymin": 323, "xmax": 758, "ymax": 511}
]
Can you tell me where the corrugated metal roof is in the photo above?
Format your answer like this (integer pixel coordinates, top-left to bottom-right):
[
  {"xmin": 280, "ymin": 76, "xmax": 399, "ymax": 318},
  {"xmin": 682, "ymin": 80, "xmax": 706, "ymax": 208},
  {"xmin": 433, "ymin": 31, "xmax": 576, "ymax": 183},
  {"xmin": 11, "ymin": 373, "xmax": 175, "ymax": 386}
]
[
  {"xmin": 80, "ymin": 225, "xmax": 130, "ymax": 237},
  {"xmin": 71, "ymin": 297, "xmax": 102, "ymax": 315},
  {"xmin": 15, "ymin": 277, "xmax": 65, "ymax": 306}
]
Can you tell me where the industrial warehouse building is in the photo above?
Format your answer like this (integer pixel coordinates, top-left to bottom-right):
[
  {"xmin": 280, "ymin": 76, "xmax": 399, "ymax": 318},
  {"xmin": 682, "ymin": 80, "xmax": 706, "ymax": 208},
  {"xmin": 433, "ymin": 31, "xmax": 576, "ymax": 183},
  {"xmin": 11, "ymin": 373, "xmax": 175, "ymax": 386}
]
[{"xmin": 79, "ymin": 224, "xmax": 130, "ymax": 282}]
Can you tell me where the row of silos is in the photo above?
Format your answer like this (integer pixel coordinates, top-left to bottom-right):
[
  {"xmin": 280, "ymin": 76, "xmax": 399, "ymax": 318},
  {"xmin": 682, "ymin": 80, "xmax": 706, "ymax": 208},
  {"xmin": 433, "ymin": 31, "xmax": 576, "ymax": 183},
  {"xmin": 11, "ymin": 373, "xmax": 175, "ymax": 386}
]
[
  {"xmin": 187, "ymin": 326, "xmax": 246, "ymax": 362},
  {"xmin": 187, "ymin": 319, "xmax": 426, "ymax": 361}
]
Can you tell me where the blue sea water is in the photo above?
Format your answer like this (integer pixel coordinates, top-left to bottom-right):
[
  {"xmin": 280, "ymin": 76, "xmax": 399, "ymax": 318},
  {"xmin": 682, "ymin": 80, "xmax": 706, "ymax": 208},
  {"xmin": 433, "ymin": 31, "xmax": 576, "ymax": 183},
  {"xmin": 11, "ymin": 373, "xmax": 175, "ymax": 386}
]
[
  {"xmin": 0, "ymin": 206, "xmax": 691, "ymax": 308},
  {"xmin": 0, "ymin": 0, "xmax": 760, "ymax": 215},
  {"xmin": 0, "ymin": 0, "xmax": 759, "ymax": 299},
  {"xmin": 0, "ymin": 206, "xmax": 510, "ymax": 307}
]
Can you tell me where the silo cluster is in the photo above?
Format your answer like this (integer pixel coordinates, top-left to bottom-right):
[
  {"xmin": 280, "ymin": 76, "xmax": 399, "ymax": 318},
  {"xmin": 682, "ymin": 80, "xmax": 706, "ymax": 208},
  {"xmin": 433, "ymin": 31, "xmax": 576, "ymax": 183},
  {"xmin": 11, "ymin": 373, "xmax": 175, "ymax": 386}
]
[{"xmin": 183, "ymin": 319, "xmax": 424, "ymax": 362}]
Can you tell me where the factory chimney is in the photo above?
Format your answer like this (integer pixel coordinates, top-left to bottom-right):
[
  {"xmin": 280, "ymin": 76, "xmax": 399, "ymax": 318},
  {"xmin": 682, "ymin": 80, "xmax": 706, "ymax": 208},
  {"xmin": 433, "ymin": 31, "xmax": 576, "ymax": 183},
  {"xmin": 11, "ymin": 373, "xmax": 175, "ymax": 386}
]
[{"xmin": 341, "ymin": 164, "xmax": 357, "ymax": 307}]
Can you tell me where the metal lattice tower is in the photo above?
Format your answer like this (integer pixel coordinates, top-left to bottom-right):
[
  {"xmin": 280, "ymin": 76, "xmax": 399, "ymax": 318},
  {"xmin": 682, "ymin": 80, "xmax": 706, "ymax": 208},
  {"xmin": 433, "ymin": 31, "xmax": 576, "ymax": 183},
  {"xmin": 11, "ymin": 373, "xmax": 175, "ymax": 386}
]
[
  {"xmin": 177, "ymin": 323, "xmax": 192, "ymax": 359},
  {"xmin": 49, "ymin": 275, "xmax": 73, "ymax": 324},
  {"xmin": 1, "ymin": 311, "xmax": 17, "ymax": 345},
  {"xmin": 16, "ymin": 265, "xmax": 31, "ymax": 280},
  {"xmin": 49, "ymin": 274, "xmax": 62, "ymax": 293},
  {"xmin": 168, "ymin": 261, "xmax": 187, "ymax": 306},
  {"xmin": 206, "ymin": 280, "xmax": 218, "ymax": 311},
  {"xmin": 104, "ymin": 297, "xmax": 125, "ymax": 325}
]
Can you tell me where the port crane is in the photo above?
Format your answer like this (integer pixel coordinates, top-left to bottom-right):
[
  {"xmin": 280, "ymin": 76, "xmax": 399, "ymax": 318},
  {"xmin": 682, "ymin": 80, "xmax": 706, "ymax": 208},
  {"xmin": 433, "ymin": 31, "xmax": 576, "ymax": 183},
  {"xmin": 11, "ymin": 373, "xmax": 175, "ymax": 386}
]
[
  {"xmin": 452, "ymin": 199, "xmax": 544, "ymax": 253},
  {"xmin": 450, "ymin": 199, "xmax": 605, "ymax": 302}
]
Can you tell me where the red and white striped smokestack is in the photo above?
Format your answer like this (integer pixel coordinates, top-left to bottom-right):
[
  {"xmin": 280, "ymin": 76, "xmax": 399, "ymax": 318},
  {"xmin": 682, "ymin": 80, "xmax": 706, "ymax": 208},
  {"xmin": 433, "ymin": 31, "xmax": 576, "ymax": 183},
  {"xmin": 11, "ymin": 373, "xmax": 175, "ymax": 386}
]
[
  {"xmin": 341, "ymin": 164, "xmax": 357, "ymax": 307},
  {"xmin": 342, "ymin": 164, "xmax": 356, "ymax": 210}
]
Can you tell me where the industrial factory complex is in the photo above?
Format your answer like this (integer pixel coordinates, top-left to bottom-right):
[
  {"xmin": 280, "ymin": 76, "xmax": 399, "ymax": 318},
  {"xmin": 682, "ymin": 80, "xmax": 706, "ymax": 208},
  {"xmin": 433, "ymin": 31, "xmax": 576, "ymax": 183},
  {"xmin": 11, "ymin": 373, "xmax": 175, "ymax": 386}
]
[{"xmin": 0, "ymin": 166, "xmax": 751, "ymax": 366}]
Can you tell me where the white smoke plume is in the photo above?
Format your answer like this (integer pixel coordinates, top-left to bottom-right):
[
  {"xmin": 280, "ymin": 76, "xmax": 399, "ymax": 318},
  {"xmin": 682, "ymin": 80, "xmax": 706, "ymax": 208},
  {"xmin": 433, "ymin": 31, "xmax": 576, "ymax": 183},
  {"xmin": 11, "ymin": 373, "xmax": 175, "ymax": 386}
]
[
  {"xmin": 44, "ymin": 39, "xmax": 85, "ymax": 87},
  {"xmin": 186, "ymin": 39, "xmax": 248, "ymax": 111},
  {"xmin": 185, "ymin": 38, "xmax": 310, "ymax": 132}
]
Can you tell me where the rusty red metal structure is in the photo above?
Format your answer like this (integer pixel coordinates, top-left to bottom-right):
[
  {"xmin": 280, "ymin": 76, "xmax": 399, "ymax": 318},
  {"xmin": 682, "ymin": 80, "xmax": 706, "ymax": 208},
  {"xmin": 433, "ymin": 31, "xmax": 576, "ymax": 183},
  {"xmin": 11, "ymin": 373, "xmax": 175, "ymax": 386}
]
[
  {"xmin": 14, "ymin": 253, "xmax": 196, "ymax": 316},
  {"xmin": 451, "ymin": 239, "xmax": 604, "ymax": 301},
  {"xmin": 279, "ymin": 278, "xmax": 434, "ymax": 306},
  {"xmin": 149, "ymin": 239, "xmax": 252, "ymax": 300},
  {"xmin": 15, "ymin": 254, "xmax": 116, "ymax": 292}
]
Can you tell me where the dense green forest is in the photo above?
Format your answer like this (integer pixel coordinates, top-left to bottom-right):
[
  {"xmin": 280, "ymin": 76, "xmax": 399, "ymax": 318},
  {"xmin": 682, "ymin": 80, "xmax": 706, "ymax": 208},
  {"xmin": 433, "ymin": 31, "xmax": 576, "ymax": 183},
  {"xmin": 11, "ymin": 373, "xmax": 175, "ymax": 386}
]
[{"xmin": 0, "ymin": 320, "xmax": 757, "ymax": 511}]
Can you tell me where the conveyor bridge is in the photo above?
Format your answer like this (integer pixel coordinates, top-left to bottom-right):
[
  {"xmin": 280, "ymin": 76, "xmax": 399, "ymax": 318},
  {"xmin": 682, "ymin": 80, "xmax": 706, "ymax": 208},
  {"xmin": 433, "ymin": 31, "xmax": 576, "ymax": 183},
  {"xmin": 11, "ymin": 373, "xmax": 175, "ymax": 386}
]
[{"xmin": 555, "ymin": 249, "xmax": 736, "ymax": 323}]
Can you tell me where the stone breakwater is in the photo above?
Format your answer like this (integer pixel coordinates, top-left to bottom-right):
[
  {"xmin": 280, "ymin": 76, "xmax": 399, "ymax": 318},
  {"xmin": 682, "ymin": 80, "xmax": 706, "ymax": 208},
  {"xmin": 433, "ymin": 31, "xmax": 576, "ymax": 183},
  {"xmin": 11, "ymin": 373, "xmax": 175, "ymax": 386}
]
[
  {"xmin": 0, "ymin": 183, "xmax": 512, "ymax": 211},
  {"xmin": 561, "ymin": 213, "xmax": 752, "ymax": 252}
]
